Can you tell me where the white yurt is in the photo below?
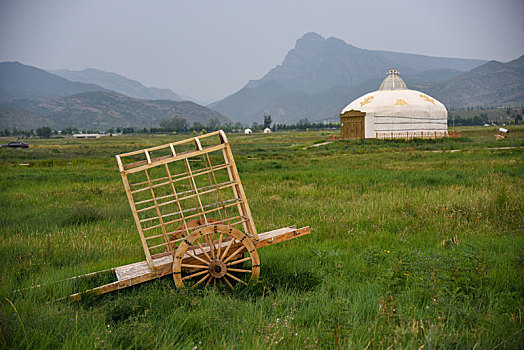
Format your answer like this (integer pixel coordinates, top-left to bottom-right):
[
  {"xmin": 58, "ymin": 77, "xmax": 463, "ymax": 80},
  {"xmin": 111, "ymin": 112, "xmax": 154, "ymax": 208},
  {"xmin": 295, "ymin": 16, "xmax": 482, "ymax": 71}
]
[
  {"xmin": 340, "ymin": 69, "xmax": 448, "ymax": 139},
  {"xmin": 244, "ymin": 128, "xmax": 253, "ymax": 134},
  {"xmin": 263, "ymin": 128, "xmax": 271, "ymax": 133}
]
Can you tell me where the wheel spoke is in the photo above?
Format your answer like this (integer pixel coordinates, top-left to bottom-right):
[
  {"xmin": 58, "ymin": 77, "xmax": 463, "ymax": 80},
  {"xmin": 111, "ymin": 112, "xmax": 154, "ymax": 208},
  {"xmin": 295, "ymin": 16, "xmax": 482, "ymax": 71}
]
[
  {"xmin": 192, "ymin": 274, "xmax": 210, "ymax": 288},
  {"xmin": 226, "ymin": 257, "xmax": 251, "ymax": 266},
  {"xmin": 205, "ymin": 276, "xmax": 213, "ymax": 288},
  {"xmin": 205, "ymin": 234, "xmax": 216, "ymax": 259},
  {"xmin": 220, "ymin": 237, "xmax": 236, "ymax": 260},
  {"xmin": 186, "ymin": 250, "xmax": 210, "ymax": 265},
  {"xmin": 223, "ymin": 275, "xmax": 235, "ymax": 290},
  {"xmin": 216, "ymin": 233, "xmax": 223, "ymax": 258},
  {"xmin": 181, "ymin": 263, "xmax": 208, "ymax": 269},
  {"xmin": 227, "ymin": 268, "xmax": 252, "ymax": 273},
  {"xmin": 223, "ymin": 245, "xmax": 246, "ymax": 264},
  {"xmin": 225, "ymin": 272, "xmax": 248, "ymax": 286},
  {"xmin": 182, "ymin": 269, "xmax": 208, "ymax": 281},
  {"xmin": 195, "ymin": 239, "xmax": 212, "ymax": 262}
]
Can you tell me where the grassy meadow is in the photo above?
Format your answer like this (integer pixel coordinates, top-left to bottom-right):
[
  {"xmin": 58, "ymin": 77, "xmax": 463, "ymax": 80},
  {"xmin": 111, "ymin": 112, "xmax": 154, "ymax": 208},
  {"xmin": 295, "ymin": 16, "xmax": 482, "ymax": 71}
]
[{"xmin": 0, "ymin": 125, "xmax": 523, "ymax": 349}]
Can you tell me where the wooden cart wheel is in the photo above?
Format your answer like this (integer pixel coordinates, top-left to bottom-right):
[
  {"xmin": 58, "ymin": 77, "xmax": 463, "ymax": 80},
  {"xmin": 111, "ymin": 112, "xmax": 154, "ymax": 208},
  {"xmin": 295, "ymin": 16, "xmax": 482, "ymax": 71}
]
[{"xmin": 173, "ymin": 224, "xmax": 260, "ymax": 289}]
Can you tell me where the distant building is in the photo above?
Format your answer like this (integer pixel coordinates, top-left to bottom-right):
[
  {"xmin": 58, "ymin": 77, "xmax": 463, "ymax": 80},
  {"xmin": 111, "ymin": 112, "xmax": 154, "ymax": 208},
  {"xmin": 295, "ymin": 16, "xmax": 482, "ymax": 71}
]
[
  {"xmin": 263, "ymin": 128, "xmax": 271, "ymax": 133},
  {"xmin": 244, "ymin": 128, "xmax": 253, "ymax": 134},
  {"xmin": 73, "ymin": 133, "xmax": 100, "ymax": 139},
  {"xmin": 340, "ymin": 69, "xmax": 448, "ymax": 139}
]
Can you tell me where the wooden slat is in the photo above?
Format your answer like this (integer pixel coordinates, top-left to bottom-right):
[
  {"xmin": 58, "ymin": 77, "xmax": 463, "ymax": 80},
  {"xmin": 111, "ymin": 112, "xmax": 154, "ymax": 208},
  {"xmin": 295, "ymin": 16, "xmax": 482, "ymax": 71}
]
[
  {"xmin": 69, "ymin": 262, "xmax": 173, "ymax": 302},
  {"xmin": 116, "ymin": 155, "xmax": 124, "ymax": 172},
  {"xmin": 135, "ymin": 180, "xmax": 236, "ymax": 209},
  {"xmin": 183, "ymin": 156, "xmax": 208, "ymax": 224},
  {"xmin": 120, "ymin": 171, "xmax": 153, "ymax": 268},
  {"xmin": 222, "ymin": 143, "xmax": 258, "ymax": 239},
  {"xmin": 144, "ymin": 215, "xmax": 246, "ymax": 241},
  {"xmin": 123, "ymin": 144, "xmax": 227, "ymax": 174},
  {"xmin": 117, "ymin": 131, "xmax": 222, "ymax": 160},
  {"xmin": 138, "ymin": 182, "xmax": 236, "ymax": 220},
  {"xmin": 130, "ymin": 161, "xmax": 230, "ymax": 187},
  {"xmin": 123, "ymin": 154, "xmax": 173, "ymax": 170},
  {"xmin": 144, "ymin": 169, "xmax": 171, "ymax": 251},
  {"xmin": 163, "ymin": 162, "xmax": 191, "ymax": 239},
  {"xmin": 204, "ymin": 152, "xmax": 228, "ymax": 223},
  {"xmin": 130, "ymin": 163, "xmax": 231, "ymax": 193},
  {"xmin": 141, "ymin": 198, "xmax": 242, "ymax": 232}
]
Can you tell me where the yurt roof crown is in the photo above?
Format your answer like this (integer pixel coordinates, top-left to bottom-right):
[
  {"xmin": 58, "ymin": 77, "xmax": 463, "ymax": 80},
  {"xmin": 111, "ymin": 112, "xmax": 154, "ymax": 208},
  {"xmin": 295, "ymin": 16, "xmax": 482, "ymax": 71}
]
[{"xmin": 379, "ymin": 69, "xmax": 407, "ymax": 90}]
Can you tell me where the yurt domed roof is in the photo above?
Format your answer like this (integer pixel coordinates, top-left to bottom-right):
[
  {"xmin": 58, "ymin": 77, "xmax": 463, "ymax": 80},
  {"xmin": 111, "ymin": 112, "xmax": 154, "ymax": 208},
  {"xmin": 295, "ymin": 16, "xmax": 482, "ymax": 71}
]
[{"xmin": 341, "ymin": 69, "xmax": 447, "ymax": 120}]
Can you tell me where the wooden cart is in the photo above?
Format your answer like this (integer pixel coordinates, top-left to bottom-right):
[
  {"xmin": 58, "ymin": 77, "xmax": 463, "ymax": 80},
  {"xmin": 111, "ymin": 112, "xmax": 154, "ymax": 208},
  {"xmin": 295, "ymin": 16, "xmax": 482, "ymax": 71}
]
[{"xmin": 65, "ymin": 130, "xmax": 310, "ymax": 300}]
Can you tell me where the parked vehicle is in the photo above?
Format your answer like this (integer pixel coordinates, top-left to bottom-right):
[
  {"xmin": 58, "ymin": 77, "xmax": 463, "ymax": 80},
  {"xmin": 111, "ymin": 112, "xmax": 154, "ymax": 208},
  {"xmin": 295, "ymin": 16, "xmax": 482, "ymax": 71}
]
[{"xmin": 0, "ymin": 141, "xmax": 29, "ymax": 148}]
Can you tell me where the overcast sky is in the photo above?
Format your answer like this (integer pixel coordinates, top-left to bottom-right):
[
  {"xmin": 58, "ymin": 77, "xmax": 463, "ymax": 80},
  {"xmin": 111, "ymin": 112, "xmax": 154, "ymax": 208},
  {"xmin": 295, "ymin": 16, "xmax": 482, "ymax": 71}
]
[{"xmin": 1, "ymin": 0, "xmax": 523, "ymax": 102}]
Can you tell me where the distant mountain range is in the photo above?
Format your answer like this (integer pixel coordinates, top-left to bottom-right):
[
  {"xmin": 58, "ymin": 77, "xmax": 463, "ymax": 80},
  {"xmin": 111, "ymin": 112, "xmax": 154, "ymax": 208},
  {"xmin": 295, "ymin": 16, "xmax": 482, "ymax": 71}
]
[
  {"xmin": 211, "ymin": 32, "xmax": 521, "ymax": 124},
  {"xmin": 424, "ymin": 55, "xmax": 524, "ymax": 107},
  {"xmin": 1, "ymin": 32, "xmax": 522, "ymax": 130},
  {"xmin": 0, "ymin": 62, "xmax": 230, "ymax": 130},
  {"xmin": 49, "ymin": 68, "xmax": 182, "ymax": 101},
  {"xmin": 1, "ymin": 91, "xmax": 230, "ymax": 130},
  {"xmin": 0, "ymin": 62, "xmax": 108, "ymax": 102}
]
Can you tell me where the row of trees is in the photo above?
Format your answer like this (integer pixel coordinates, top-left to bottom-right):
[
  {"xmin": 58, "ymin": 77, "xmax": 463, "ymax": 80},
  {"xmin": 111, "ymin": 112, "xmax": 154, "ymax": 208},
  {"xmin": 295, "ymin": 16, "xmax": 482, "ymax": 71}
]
[
  {"xmin": 0, "ymin": 115, "xmax": 338, "ymax": 138},
  {"xmin": 448, "ymin": 105, "xmax": 524, "ymax": 113},
  {"xmin": 5, "ymin": 109, "xmax": 522, "ymax": 138},
  {"xmin": 2, "ymin": 114, "xmax": 335, "ymax": 137},
  {"xmin": 1, "ymin": 126, "xmax": 52, "ymax": 138},
  {"xmin": 158, "ymin": 116, "xmax": 247, "ymax": 133},
  {"xmin": 0, "ymin": 116, "xmax": 231, "ymax": 137},
  {"xmin": 275, "ymin": 119, "xmax": 339, "ymax": 131},
  {"xmin": 17, "ymin": 109, "xmax": 524, "ymax": 138},
  {"xmin": 448, "ymin": 112, "xmax": 522, "ymax": 126}
]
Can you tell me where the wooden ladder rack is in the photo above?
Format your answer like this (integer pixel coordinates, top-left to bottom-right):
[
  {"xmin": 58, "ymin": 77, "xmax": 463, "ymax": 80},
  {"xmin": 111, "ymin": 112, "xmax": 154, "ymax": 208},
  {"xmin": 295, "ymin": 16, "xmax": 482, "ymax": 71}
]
[{"xmin": 116, "ymin": 130, "xmax": 257, "ymax": 268}]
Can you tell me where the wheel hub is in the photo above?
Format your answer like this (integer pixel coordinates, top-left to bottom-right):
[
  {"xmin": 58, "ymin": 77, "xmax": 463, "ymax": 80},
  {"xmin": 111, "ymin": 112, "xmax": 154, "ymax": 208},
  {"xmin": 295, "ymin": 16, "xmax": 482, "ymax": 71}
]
[{"xmin": 209, "ymin": 260, "xmax": 227, "ymax": 278}]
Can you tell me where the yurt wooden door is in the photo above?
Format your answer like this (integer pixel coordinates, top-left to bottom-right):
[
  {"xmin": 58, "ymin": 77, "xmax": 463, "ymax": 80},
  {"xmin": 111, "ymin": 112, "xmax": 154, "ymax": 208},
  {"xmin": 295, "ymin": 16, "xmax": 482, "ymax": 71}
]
[{"xmin": 340, "ymin": 110, "xmax": 365, "ymax": 139}]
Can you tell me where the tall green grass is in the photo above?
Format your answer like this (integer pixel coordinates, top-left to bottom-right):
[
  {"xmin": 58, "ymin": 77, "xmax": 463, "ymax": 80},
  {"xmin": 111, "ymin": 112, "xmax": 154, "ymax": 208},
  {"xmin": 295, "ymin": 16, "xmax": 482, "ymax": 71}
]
[{"xmin": 0, "ymin": 126, "xmax": 523, "ymax": 348}]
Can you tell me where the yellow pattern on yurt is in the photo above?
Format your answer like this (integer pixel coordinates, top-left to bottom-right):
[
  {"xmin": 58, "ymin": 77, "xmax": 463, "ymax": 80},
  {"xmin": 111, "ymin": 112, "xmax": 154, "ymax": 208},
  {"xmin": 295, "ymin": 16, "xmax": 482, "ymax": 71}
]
[
  {"xmin": 420, "ymin": 94, "xmax": 435, "ymax": 104},
  {"xmin": 394, "ymin": 99, "xmax": 408, "ymax": 106},
  {"xmin": 360, "ymin": 96, "xmax": 374, "ymax": 107}
]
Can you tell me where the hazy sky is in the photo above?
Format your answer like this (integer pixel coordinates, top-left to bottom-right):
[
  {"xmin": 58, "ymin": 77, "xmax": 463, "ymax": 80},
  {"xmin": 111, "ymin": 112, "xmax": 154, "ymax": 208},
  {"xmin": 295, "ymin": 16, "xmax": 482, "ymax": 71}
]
[{"xmin": 1, "ymin": 0, "xmax": 523, "ymax": 102}]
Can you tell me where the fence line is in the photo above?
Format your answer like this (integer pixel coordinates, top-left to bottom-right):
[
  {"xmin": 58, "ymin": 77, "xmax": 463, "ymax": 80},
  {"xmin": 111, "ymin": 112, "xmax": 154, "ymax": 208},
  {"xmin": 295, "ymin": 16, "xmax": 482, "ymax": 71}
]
[{"xmin": 375, "ymin": 130, "xmax": 461, "ymax": 140}]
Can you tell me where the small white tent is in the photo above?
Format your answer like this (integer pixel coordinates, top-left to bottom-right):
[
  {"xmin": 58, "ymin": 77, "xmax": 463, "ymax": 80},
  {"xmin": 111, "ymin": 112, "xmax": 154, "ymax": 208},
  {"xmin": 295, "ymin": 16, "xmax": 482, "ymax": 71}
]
[
  {"xmin": 263, "ymin": 128, "xmax": 271, "ymax": 133},
  {"xmin": 244, "ymin": 128, "xmax": 253, "ymax": 134}
]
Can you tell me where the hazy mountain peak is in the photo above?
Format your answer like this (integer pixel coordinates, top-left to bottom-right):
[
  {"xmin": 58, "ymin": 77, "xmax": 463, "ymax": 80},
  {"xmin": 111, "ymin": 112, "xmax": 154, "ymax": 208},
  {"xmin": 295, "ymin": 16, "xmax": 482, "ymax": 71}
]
[
  {"xmin": 326, "ymin": 36, "xmax": 351, "ymax": 45},
  {"xmin": 50, "ymin": 68, "xmax": 182, "ymax": 101},
  {"xmin": 297, "ymin": 32, "xmax": 325, "ymax": 43},
  {"xmin": 506, "ymin": 54, "xmax": 524, "ymax": 70},
  {"xmin": 0, "ymin": 61, "xmax": 107, "ymax": 101}
]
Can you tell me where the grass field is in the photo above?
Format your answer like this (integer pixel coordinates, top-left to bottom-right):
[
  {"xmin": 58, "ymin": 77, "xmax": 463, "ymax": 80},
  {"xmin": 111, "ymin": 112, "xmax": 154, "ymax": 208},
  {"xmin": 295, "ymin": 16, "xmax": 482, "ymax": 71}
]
[{"xmin": 1, "ymin": 125, "xmax": 523, "ymax": 349}]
